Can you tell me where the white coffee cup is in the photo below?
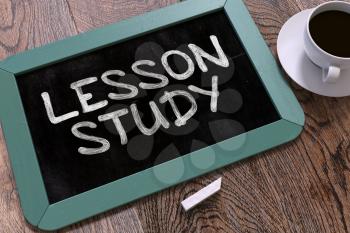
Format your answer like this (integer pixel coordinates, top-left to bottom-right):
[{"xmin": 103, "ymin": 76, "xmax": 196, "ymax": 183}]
[{"xmin": 304, "ymin": 1, "xmax": 350, "ymax": 83}]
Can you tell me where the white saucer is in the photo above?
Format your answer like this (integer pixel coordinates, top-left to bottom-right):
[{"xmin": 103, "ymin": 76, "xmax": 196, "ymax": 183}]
[{"xmin": 277, "ymin": 9, "xmax": 350, "ymax": 97}]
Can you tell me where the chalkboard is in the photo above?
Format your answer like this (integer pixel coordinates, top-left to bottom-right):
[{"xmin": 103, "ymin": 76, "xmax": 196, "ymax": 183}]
[{"xmin": 0, "ymin": 0, "xmax": 303, "ymax": 230}]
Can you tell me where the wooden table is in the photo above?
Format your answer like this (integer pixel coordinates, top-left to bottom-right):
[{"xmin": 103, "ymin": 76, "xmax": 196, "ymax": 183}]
[{"xmin": 0, "ymin": 0, "xmax": 349, "ymax": 232}]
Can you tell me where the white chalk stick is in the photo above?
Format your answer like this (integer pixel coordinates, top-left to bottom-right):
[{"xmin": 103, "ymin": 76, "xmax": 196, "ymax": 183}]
[{"xmin": 181, "ymin": 177, "xmax": 222, "ymax": 211}]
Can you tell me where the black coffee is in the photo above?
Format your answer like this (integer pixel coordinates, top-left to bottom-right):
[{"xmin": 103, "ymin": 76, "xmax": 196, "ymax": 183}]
[{"xmin": 309, "ymin": 10, "xmax": 350, "ymax": 57}]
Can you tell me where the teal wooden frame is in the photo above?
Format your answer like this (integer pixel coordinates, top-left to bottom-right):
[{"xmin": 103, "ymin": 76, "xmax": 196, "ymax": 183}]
[{"xmin": 0, "ymin": 0, "xmax": 304, "ymax": 230}]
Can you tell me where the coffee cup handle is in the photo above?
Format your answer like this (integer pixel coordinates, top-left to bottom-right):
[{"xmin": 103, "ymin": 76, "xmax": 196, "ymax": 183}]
[{"xmin": 322, "ymin": 65, "xmax": 341, "ymax": 83}]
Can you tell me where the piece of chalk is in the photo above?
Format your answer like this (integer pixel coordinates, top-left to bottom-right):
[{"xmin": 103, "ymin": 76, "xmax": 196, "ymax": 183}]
[{"xmin": 181, "ymin": 177, "xmax": 222, "ymax": 211}]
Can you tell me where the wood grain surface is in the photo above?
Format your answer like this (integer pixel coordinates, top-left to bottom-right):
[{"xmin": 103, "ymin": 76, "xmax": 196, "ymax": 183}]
[{"xmin": 0, "ymin": 0, "xmax": 349, "ymax": 232}]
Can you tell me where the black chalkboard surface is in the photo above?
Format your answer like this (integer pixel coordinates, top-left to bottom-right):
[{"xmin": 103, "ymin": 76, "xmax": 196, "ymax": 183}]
[{"xmin": 16, "ymin": 11, "xmax": 279, "ymax": 204}]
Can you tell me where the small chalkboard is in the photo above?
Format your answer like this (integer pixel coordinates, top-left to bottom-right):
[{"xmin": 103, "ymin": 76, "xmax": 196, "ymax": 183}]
[{"xmin": 0, "ymin": 0, "xmax": 304, "ymax": 230}]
